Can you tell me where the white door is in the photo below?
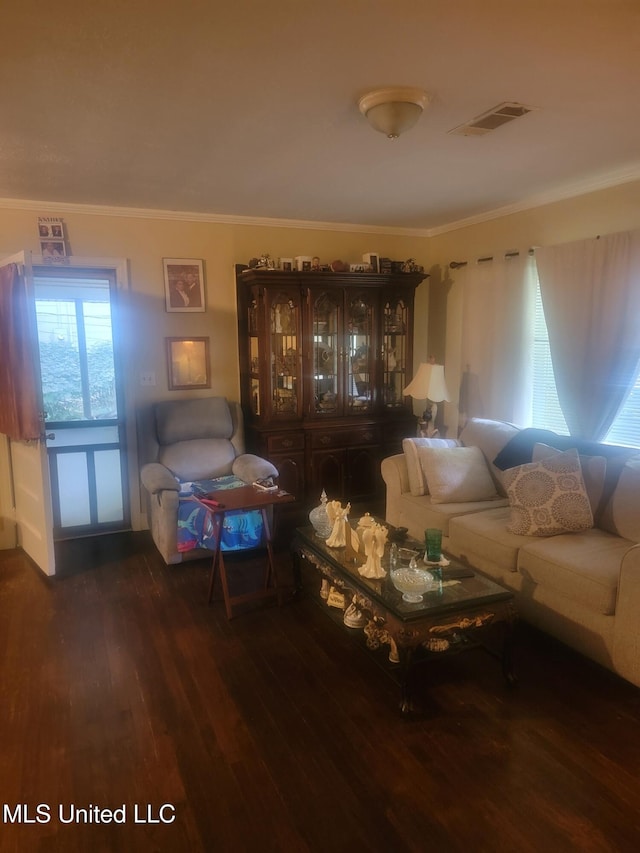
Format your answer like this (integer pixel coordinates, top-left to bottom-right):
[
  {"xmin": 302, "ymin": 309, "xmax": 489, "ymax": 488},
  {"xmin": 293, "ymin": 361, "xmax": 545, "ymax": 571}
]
[{"xmin": 0, "ymin": 251, "xmax": 56, "ymax": 575}]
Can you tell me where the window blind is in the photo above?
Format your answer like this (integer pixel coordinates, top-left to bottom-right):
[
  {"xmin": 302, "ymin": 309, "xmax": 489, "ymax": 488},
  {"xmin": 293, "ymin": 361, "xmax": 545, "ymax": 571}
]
[{"xmin": 532, "ymin": 277, "xmax": 640, "ymax": 448}]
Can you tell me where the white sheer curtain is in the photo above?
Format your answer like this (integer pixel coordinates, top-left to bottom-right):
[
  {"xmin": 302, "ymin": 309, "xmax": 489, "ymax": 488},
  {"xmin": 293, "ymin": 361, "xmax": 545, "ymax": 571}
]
[
  {"xmin": 535, "ymin": 231, "xmax": 640, "ymax": 441},
  {"xmin": 457, "ymin": 253, "xmax": 536, "ymax": 428}
]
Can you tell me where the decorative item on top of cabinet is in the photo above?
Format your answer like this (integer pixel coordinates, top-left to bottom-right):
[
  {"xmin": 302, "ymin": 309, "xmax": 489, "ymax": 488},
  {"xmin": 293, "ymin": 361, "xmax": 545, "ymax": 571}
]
[{"xmin": 235, "ymin": 264, "xmax": 428, "ymax": 505}]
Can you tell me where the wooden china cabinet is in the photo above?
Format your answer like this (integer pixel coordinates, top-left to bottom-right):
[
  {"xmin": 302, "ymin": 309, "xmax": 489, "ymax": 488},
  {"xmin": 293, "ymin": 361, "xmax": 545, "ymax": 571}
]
[{"xmin": 235, "ymin": 264, "xmax": 427, "ymax": 506}]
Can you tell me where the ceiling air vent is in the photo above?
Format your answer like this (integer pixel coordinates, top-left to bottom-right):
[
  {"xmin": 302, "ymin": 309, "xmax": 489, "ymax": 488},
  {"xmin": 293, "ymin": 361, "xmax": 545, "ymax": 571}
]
[{"xmin": 448, "ymin": 102, "xmax": 536, "ymax": 137}]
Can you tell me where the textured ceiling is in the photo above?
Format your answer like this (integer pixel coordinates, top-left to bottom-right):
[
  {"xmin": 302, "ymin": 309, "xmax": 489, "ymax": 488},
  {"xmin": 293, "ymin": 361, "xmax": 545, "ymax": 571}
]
[{"xmin": 2, "ymin": 0, "xmax": 640, "ymax": 233}]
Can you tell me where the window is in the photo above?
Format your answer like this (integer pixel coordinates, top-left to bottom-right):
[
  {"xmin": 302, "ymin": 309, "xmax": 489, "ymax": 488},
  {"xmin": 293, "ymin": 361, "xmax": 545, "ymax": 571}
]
[
  {"xmin": 34, "ymin": 276, "xmax": 117, "ymax": 422},
  {"xmin": 531, "ymin": 282, "xmax": 569, "ymax": 435},
  {"xmin": 532, "ymin": 277, "xmax": 640, "ymax": 448}
]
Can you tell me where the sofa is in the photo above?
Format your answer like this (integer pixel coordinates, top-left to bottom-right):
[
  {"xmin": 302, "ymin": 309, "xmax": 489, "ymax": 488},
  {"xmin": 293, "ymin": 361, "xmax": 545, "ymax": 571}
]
[{"xmin": 381, "ymin": 417, "xmax": 640, "ymax": 688}]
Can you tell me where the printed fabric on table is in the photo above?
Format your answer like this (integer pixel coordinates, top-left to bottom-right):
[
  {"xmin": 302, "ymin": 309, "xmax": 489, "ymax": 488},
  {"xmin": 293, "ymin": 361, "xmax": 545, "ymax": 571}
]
[{"xmin": 176, "ymin": 476, "xmax": 264, "ymax": 553}]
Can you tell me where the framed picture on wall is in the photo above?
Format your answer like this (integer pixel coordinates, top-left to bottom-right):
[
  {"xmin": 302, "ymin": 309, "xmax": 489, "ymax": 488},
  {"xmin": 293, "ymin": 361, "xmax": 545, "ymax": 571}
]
[
  {"xmin": 166, "ymin": 337, "xmax": 211, "ymax": 390},
  {"xmin": 163, "ymin": 258, "xmax": 206, "ymax": 312}
]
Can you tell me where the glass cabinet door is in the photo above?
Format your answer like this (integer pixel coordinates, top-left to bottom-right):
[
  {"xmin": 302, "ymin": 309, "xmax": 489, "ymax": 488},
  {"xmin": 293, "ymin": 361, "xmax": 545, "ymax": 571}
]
[
  {"xmin": 248, "ymin": 293, "xmax": 261, "ymax": 416},
  {"xmin": 312, "ymin": 291, "xmax": 340, "ymax": 415},
  {"xmin": 269, "ymin": 289, "xmax": 301, "ymax": 417},
  {"xmin": 382, "ymin": 295, "xmax": 410, "ymax": 409},
  {"xmin": 347, "ymin": 291, "xmax": 375, "ymax": 414}
]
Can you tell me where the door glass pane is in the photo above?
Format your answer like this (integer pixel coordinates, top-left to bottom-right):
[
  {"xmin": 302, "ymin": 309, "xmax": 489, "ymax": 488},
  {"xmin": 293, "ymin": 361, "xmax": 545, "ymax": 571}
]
[
  {"xmin": 383, "ymin": 297, "xmax": 409, "ymax": 409},
  {"xmin": 56, "ymin": 452, "xmax": 91, "ymax": 527},
  {"xmin": 271, "ymin": 294, "xmax": 299, "ymax": 415},
  {"xmin": 34, "ymin": 277, "xmax": 116, "ymax": 422},
  {"xmin": 348, "ymin": 295, "xmax": 373, "ymax": 413},
  {"xmin": 249, "ymin": 298, "xmax": 261, "ymax": 416},
  {"xmin": 313, "ymin": 294, "xmax": 339, "ymax": 414},
  {"xmin": 35, "ymin": 299, "xmax": 84, "ymax": 420},
  {"xmin": 84, "ymin": 301, "xmax": 117, "ymax": 418},
  {"xmin": 95, "ymin": 449, "xmax": 124, "ymax": 523}
]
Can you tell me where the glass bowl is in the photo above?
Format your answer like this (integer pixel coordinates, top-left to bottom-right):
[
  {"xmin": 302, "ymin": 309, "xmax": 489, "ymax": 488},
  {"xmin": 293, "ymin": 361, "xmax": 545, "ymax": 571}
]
[
  {"xmin": 390, "ymin": 565, "xmax": 437, "ymax": 603},
  {"xmin": 397, "ymin": 547, "xmax": 420, "ymax": 564}
]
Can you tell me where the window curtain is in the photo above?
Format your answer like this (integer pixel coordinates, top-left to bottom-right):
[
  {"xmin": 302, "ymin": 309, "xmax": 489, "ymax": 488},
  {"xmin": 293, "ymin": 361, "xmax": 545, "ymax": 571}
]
[
  {"xmin": 0, "ymin": 262, "xmax": 41, "ymax": 440},
  {"xmin": 458, "ymin": 253, "xmax": 536, "ymax": 428},
  {"xmin": 535, "ymin": 231, "xmax": 640, "ymax": 441}
]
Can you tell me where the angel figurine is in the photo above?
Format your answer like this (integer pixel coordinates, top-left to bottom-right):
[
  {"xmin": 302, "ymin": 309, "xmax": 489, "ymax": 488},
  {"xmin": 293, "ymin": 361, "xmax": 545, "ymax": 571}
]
[
  {"xmin": 358, "ymin": 522, "xmax": 389, "ymax": 579},
  {"xmin": 326, "ymin": 500, "xmax": 349, "ymax": 548}
]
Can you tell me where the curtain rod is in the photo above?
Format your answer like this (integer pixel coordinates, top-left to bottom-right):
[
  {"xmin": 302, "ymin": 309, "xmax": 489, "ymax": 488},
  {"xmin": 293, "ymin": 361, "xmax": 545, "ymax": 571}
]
[{"xmin": 449, "ymin": 248, "xmax": 535, "ymax": 269}]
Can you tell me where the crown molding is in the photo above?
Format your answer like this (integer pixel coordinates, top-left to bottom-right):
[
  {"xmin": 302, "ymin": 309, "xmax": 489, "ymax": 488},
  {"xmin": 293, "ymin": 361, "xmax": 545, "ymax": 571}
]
[
  {"xmin": 425, "ymin": 163, "xmax": 640, "ymax": 237},
  {"xmin": 2, "ymin": 161, "xmax": 639, "ymax": 239},
  {"xmin": 0, "ymin": 196, "xmax": 431, "ymax": 239}
]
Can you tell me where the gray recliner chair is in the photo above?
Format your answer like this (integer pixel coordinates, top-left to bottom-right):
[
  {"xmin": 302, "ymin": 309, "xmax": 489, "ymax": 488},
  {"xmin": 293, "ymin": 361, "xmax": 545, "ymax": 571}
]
[{"xmin": 140, "ymin": 396, "xmax": 277, "ymax": 564}]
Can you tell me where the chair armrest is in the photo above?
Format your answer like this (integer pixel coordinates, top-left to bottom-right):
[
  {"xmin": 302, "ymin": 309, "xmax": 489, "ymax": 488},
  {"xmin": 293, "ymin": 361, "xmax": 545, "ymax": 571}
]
[
  {"xmin": 232, "ymin": 454, "xmax": 278, "ymax": 484},
  {"xmin": 140, "ymin": 462, "xmax": 180, "ymax": 495}
]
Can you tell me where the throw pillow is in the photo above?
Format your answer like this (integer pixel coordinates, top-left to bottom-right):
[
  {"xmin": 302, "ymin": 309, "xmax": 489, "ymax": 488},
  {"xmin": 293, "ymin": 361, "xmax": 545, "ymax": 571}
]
[
  {"xmin": 403, "ymin": 437, "xmax": 459, "ymax": 496},
  {"xmin": 417, "ymin": 445, "xmax": 499, "ymax": 504},
  {"xmin": 503, "ymin": 448, "xmax": 593, "ymax": 536},
  {"xmin": 532, "ymin": 443, "xmax": 606, "ymax": 517}
]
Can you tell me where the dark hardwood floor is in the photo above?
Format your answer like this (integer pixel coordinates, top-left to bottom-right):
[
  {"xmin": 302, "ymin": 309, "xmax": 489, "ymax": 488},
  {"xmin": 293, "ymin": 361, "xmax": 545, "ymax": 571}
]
[{"xmin": 1, "ymin": 532, "xmax": 640, "ymax": 853}]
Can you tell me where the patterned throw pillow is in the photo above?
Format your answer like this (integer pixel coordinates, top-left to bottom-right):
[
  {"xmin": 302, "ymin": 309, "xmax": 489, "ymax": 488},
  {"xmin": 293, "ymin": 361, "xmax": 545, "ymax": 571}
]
[{"xmin": 503, "ymin": 448, "xmax": 593, "ymax": 536}]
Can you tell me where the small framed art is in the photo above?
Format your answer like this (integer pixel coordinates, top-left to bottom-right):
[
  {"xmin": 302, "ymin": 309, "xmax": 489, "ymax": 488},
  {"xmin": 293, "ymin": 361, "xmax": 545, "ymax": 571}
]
[
  {"xmin": 40, "ymin": 240, "xmax": 66, "ymax": 259},
  {"xmin": 38, "ymin": 216, "xmax": 65, "ymax": 239},
  {"xmin": 166, "ymin": 337, "xmax": 211, "ymax": 390},
  {"xmin": 163, "ymin": 258, "xmax": 205, "ymax": 312}
]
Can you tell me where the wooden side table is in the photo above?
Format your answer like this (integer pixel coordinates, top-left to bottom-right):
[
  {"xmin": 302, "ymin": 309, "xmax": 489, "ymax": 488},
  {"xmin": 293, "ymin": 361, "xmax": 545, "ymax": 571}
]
[{"xmin": 204, "ymin": 485, "xmax": 295, "ymax": 618}]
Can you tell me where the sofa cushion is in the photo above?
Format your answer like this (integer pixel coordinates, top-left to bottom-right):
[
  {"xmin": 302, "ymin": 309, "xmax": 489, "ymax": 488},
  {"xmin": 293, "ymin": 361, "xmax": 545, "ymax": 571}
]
[
  {"xmin": 532, "ymin": 443, "xmax": 606, "ymax": 517},
  {"xmin": 402, "ymin": 437, "xmax": 459, "ymax": 496},
  {"xmin": 448, "ymin": 506, "xmax": 528, "ymax": 573},
  {"xmin": 417, "ymin": 445, "xmax": 499, "ymax": 504},
  {"xmin": 158, "ymin": 438, "xmax": 236, "ymax": 482},
  {"xmin": 518, "ymin": 529, "xmax": 633, "ymax": 616},
  {"xmin": 458, "ymin": 418, "xmax": 520, "ymax": 494},
  {"xmin": 398, "ymin": 492, "xmax": 509, "ymax": 539},
  {"xmin": 503, "ymin": 448, "xmax": 593, "ymax": 536}
]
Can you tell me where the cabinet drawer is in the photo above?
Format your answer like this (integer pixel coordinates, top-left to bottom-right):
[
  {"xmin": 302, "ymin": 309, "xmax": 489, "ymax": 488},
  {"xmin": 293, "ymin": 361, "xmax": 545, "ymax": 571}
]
[
  {"xmin": 266, "ymin": 432, "xmax": 305, "ymax": 453},
  {"xmin": 310, "ymin": 426, "xmax": 380, "ymax": 449}
]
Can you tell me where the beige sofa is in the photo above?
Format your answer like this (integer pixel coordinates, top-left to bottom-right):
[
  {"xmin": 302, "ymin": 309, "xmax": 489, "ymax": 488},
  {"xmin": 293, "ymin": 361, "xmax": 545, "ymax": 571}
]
[{"xmin": 381, "ymin": 417, "xmax": 640, "ymax": 688}]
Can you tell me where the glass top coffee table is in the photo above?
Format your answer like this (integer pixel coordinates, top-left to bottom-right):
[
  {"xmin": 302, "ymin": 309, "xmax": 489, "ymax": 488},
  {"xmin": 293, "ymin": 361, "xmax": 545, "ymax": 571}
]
[{"xmin": 292, "ymin": 523, "xmax": 517, "ymax": 713}]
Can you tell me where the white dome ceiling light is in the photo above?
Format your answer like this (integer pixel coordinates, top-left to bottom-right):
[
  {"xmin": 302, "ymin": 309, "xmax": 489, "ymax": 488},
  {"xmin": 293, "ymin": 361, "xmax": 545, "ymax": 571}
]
[{"xmin": 358, "ymin": 87, "xmax": 431, "ymax": 139}]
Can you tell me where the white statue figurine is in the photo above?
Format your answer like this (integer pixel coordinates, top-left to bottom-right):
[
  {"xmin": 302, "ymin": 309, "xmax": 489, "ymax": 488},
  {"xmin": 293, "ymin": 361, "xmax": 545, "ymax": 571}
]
[
  {"xmin": 358, "ymin": 522, "xmax": 389, "ymax": 579},
  {"xmin": 326, "ymin": 500, "xmax": 355, "ymax": 549}
]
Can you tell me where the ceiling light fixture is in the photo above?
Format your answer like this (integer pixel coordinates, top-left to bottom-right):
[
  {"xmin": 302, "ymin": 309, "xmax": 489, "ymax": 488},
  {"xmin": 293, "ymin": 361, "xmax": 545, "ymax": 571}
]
[{"xmin": 358, "ymin": 86, "xmax": 430, "ymax": 139}]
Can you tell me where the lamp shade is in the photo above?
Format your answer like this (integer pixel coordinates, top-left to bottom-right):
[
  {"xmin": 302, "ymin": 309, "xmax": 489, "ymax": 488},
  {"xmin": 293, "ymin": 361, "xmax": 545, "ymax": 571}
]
[{"xmin": 403, "ymin": 363, "xmax": 451, "ymax": 402}]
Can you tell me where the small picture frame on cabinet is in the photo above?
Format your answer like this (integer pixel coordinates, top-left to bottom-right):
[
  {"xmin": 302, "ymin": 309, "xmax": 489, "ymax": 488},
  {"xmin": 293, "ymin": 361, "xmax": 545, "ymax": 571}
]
[{"xmin": 281, "ymin": 258, "xmax": 293, "ymax": 272}]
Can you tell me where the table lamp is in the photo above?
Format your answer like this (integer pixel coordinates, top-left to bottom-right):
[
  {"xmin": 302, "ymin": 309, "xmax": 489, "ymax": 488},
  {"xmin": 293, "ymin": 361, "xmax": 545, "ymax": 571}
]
[{"xmin": 403, "ymin": 361, "xmax": 451, "ymax": 437}]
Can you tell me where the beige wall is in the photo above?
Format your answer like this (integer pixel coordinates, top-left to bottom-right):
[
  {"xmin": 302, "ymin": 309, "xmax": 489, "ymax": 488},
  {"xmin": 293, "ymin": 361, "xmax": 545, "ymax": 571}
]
[
  {"xmin": 0, "ymin": 205, "xmax": 429, "ymax": 538},
  {"xmin": 2, "ymin": 179, "xmax": 639, "ymax": 544},
  {"xmin": 423, "ymin": 179, "xmax": 640, "ymax": 436}
]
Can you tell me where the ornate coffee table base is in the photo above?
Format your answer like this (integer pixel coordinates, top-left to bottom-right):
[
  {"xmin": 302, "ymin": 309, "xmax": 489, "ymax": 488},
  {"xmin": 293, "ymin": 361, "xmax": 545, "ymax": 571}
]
[{"xmin": 293, "ymin": 538, "xmax": 518, "ymax": 715}]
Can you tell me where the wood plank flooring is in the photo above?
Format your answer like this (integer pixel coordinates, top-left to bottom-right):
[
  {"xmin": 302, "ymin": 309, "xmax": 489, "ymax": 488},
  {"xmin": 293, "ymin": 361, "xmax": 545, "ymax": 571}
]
[{"xmin": 1, "ymin": 532, "xmax": 640, "ymax": 852}]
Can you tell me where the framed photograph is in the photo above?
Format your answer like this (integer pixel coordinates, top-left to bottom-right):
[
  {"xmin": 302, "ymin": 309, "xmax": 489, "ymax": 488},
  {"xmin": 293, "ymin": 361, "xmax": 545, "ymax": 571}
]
[
  {"xmin": 40, "ymin": 240, "xmax": 66, "ymax": 259},
  {"xmin": 166, "ymin": 337, "xmax": 211, "ymax": 390},
  {"xmin": 163, "ymin": 258, "xmax": 205, "ymax": 312},
  {"xmin": 38, "ymin": 216, "xmax": 65, "ymax": 239}
]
